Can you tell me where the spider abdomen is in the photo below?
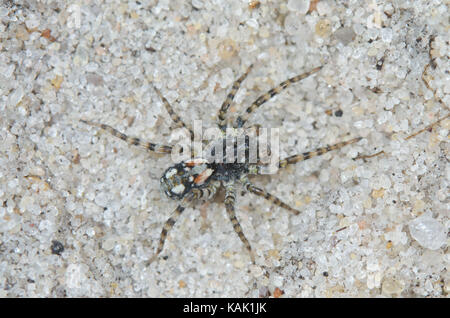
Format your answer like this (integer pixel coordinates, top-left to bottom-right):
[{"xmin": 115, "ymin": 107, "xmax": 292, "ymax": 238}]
[{"xmin": 210, "ymin": 162, "xmax": 249, "ymax": 182}]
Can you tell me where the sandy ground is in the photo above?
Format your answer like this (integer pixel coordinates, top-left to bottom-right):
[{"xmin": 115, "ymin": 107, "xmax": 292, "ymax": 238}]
[{"xmin": 0, "ymin": 0, "xmax": 448, "ymax": 297}]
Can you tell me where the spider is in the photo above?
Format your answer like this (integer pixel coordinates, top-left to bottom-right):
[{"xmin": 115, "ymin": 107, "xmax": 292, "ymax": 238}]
[{"xmin": 81, "ymin": 64, "xmax": 361, "ymax": 264}]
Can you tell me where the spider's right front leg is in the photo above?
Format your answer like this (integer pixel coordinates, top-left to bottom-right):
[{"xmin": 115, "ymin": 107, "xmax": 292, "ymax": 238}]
[{"xmin": 80, "ymin": 120, "xmax": 173, "ymax": 154}]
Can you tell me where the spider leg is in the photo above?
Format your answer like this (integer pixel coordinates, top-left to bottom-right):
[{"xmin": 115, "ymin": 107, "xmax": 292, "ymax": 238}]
[
  {"xmin": 240, "ymin": 176, "xmax": 300, "ymax": 215},
  {"xmin": 148, "ymin": 203, "xmax": 186, "ymax": 264},
  {"xmin": 80, "ymin": 120, "xmax": 172, "ymax": 154},
  {"xmin": 223, "ymin": 181, "xmax": 255, "ymax": 263},
  {"xmin": 234, "ymin": 66, "xmax": 322, "ymax": 128},
  {"xmin": 217, "ymin": 64, "xmax": 253, "ymax": 131},
  {"xmin": 153, "ymin": 86, "xmax": 195, "ymax": 141},
  {"xmin": 148, "ymin": 182, "xmax": 220, "ymax": 264},
  {"xmin": 247, "ymin": 137, "xmax": 362, "ymax": 175},
  {"xmin": 192, "ymin": 180, "xmax": 221, "ymax": 201},
  {"xmin": 279, "ymin": 137, "xmax": 361, "ymax": 169}
]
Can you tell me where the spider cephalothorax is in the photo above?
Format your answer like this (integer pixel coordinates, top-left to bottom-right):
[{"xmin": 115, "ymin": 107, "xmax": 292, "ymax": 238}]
[
  {"xmin": 160, "ymin": 158, "xmax": 215, "ymax": 200},
  {"xmin": 81, "ymin": 64, "xmax": 361, "ymax": 263}
]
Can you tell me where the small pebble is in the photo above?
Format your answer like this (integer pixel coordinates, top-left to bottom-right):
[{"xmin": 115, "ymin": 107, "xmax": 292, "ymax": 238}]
[
  {"xmin": 409, "ymin": 215, "xmax": 446, "ymax": 250},
  {"xmin": 287, "ymin": 0, "xmax": 310, "ymax": 14},
  {"xmin": 273, "ymin": 287, "xmax": 284, "ymax": 298},
  {"xmin": 382, "ymin": 278, "xmax": 404, "ymax": 296},
  {"xmin": 51, "ymin": 240, "xmax": 64, "ymax": 255},
  {"xmin": 315, "ymin": 19, "xmax": 331, "ymax": 38},
  {"xmin": 371, "ymin": 188, "xmax": 385, "ymax": 199},
  {"xmin": 334, "ymin": 27, "xmax": 356, "ymax": 45}
]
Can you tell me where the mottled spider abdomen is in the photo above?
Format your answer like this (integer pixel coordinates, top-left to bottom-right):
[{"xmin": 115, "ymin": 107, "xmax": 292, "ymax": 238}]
[{"xmin": 160, "ymin": 158, "xmax": 214, "ymax": 200}]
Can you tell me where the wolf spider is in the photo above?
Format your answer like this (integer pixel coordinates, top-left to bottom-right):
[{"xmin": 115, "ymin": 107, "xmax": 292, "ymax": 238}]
[{"xmin": 81, "ymin": 64, "xmax": 361, "ymax": 263}]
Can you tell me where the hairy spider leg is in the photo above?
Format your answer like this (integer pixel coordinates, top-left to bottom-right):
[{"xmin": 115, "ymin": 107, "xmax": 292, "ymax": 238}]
[
  {"xmin": 80, "ymin": 120, "xmax": 172, "ymax": 154},
  {"xmin": 217, "ymin": 64, "xmax": 254, "ymax": 131},
  {"xmin": 278, "ymin": 137, "xmax": 362, "ymax": 169},
  {"xmin": 153, "ymin": 86, "xmax": 195, "ymax": 141},
  {"xmin": 240, "ymin": 176, "xmax": 300, "ymax": 215},
  {"xmin": 235, "ymin": 66, "xmax": 323, "ymax": 128},
  {"xmin": 148, "ymin": 181, "xmax": 220, "ymax": 263},
  {"xmin": 223, "ymin": 181, "xmax": 255, "ymax": 263},
  {"xmin": 192, "ymin": 180, "xmax": 221, "ymax": 201},
  {"xmin": 148, "ymin": 204, "xmax": 186, "ymax": 264}
]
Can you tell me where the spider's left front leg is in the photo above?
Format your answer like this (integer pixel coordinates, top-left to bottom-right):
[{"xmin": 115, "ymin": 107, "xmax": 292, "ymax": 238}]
[
  {"xmin": 148, "ymin": 181, "xmax": 220, "ymax": 264},
  {"xmin": 148, "ymin": 203, "xmax": 186, "ymax": 264},
  {"xmin": 223, "ymin": 180, "xmax": 255, "ymax": 263}
]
